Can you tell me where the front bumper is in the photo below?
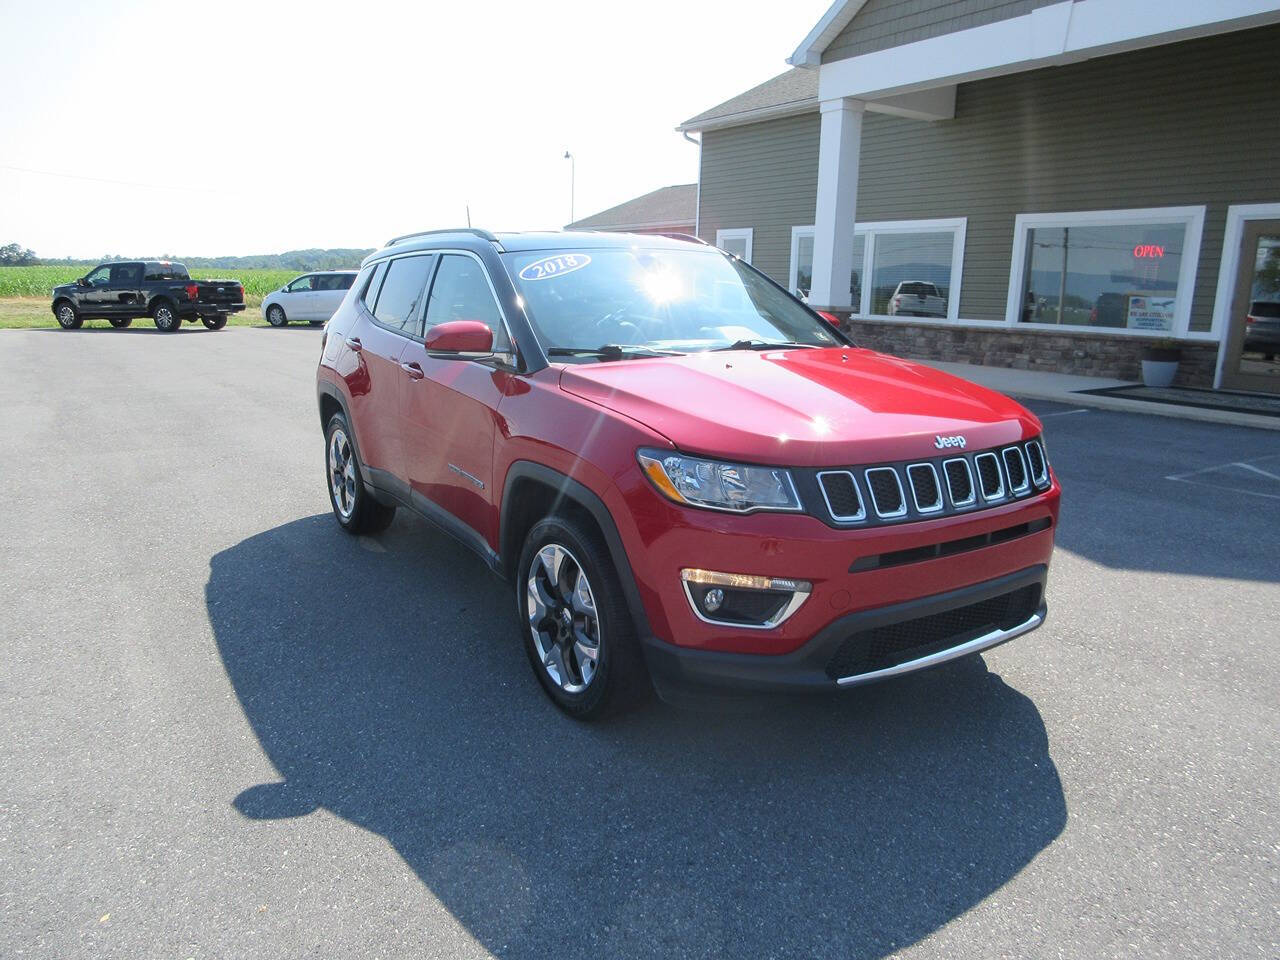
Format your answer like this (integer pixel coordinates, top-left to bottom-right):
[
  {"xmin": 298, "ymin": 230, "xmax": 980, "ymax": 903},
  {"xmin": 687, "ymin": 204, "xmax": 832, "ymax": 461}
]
[{"xmin": 641, "ymin": 564, "xmax": 1047, "ymax": 694}]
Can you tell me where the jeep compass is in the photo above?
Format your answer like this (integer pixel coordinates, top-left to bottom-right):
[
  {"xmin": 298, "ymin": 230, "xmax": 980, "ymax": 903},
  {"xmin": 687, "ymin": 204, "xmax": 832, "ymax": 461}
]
[{"xmin": 315, "ymin": 229, "xmax": 1059, "ymax": 718}]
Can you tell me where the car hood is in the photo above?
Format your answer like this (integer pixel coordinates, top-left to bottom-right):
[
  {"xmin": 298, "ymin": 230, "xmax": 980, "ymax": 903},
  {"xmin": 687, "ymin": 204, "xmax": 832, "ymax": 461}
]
[{"xmin": 557, "ymin": 347, "xmax": 1039, "ymax": 467}]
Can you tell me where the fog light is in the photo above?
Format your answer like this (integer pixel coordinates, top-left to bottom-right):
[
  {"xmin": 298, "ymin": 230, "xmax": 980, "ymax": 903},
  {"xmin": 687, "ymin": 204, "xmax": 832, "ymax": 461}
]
[{"xmin": 680, "ymin": 568, "xmax": 812, "ymax": 629}]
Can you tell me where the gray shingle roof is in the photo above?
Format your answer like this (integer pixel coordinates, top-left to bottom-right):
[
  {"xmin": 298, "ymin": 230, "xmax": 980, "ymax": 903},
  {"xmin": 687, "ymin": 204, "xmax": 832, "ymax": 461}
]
[
  {"xmin": 679, "ymin": 68, "xmax": 817, "ymax": 131},
  {"xmin": 565, "ymin": 184, "xmax": 697, "ymax": 231}
]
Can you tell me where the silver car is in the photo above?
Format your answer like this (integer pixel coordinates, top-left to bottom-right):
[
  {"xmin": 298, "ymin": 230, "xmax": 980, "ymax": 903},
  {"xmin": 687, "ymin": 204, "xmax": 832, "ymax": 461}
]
[{"xmin": 262, "ymin": 271, "xmax": 358, "ymax": 326}]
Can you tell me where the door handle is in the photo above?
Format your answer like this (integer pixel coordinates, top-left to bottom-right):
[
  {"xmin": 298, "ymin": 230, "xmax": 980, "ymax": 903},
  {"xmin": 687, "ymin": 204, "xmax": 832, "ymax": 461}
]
[
  {"xmin": 345, "ymin": 337, "xmax": 362, "ymax": 351},
  {"xmin": 400, "ymin": 361, "xmax": 424, "ymax": 380}
]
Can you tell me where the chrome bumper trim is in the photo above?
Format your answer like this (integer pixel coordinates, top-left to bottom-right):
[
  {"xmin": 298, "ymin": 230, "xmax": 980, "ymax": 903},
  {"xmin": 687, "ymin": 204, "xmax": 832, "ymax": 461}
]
[{"xmin": 834, "ymin": 609, "xmax": 1044, "ymax": 687}]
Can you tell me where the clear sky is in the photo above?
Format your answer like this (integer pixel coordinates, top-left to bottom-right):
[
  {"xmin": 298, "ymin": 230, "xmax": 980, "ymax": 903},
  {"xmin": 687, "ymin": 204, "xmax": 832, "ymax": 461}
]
[{"xmin": 0, "ymin": 0, "xmax": 829, "ymax": 259}]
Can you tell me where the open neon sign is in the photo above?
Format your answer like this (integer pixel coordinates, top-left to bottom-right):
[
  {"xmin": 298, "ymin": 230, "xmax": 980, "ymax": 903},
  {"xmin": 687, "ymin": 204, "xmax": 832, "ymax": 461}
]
[{"xmin": 1133, "ymin": 244, "xmax": 1165, "ymax": 258}]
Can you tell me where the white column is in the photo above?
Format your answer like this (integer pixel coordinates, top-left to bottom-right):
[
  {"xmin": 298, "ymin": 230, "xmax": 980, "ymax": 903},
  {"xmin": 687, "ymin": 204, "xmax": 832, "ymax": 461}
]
[{"xmin": 810, "ymin": 97, "xmax": 865, "ymax": 310}]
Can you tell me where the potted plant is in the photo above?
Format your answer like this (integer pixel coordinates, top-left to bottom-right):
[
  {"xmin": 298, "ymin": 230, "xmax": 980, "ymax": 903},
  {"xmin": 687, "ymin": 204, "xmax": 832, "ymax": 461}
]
[{"xmin": 1140, "ymin": 338, "xmax": 1181, "ymax": 387}]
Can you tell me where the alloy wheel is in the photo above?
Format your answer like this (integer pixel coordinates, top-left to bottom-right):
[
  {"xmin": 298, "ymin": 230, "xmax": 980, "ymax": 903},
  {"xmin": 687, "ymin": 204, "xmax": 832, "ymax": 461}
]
[
  {"xmin": 328, "ymin": 427, "xmax": 357, "ymax": 519},
  {"xmin": 526, "ymin": 543, "xmax": 601, "ymax": 693},
  {"xmin": 57, "ymin": 305, "xmax": 75, "ymax": 328}
]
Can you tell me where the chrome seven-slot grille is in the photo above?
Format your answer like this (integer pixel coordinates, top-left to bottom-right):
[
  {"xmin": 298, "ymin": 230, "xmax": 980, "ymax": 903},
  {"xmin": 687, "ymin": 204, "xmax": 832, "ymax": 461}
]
[{"xmin": 816, "ymin": 437, "xmax": 1049, "ymax": 526}]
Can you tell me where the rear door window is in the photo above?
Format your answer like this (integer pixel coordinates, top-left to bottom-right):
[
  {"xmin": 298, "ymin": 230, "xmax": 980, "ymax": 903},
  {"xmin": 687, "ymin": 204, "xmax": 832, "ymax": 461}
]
[
  {"xmin": 315, "ymin": 274, "xmax": 352, "ymax": 291},
  {"xmin": 423, "ymin": 254, "xmax": 509, "ymax": 349},
  {"xmin": 110, "ymin": 263, "xmax": 143, "ymax": 285},
  {"xmin": 373, "ymin": 255, "xmax": 436, "ymax": 334}
]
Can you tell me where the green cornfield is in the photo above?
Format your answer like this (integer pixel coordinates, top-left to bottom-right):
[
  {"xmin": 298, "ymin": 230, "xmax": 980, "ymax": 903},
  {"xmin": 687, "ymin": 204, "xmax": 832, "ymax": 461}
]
[{"xmin": 0, "ymin": 266, "xmax": 301, "ymax": 299}]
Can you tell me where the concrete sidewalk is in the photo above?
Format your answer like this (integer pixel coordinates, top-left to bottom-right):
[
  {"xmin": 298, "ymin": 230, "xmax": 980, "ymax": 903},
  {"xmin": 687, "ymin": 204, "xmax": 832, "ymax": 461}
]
[{"xmin": 925, "ymin": 360, "xmax": 1280, "ymax": 431}]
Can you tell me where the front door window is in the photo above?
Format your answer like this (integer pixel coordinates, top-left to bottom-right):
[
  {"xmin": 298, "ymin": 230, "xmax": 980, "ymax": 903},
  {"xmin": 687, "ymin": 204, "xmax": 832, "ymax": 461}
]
[{"xmin": 1222, "ymin": 221, "xmax": 1280, "ymax": 394}]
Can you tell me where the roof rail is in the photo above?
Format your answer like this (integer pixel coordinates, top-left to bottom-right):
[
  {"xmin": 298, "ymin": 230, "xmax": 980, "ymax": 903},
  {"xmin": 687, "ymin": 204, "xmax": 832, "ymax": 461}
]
[
  {"xmin": 654, "ymin": 232, "xmax": 710, "ymax": 245},
  {"xmin": 385, "ymin": 227, "xmax": 499, "ymax": 246}
]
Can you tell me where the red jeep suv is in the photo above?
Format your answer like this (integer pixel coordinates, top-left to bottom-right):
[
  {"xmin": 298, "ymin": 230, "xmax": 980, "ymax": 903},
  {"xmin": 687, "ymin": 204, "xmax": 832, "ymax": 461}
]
[{"xmin": 316, "ymin": 229, "xmax": 1059, "ymax": 717}]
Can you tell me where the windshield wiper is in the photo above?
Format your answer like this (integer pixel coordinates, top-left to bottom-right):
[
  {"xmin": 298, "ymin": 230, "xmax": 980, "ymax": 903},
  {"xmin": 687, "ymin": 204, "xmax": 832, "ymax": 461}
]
[
  {"xmin": 547, "ymin": 344, "xmax": 682, "ymax": 361},
  {"xmin": 712, "ymin": 339, "xmax": 821, "ymax": 351}
]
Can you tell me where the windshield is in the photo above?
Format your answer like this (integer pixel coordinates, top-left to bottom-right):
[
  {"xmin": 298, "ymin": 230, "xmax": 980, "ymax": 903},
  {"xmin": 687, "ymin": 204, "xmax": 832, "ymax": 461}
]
[{"xmin": 502, "ymin": 247, "xmax": 844, "ymax": 357}]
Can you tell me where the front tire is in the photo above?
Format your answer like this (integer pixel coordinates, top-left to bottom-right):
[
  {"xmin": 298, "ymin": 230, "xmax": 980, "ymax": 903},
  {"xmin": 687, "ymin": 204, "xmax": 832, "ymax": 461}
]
[
  {"xmin": 266, "ymin": 305, "xmax": 288, "ymax": 327},
  {"xmin": 151, "ymin": 301, "xmax": 181, "ymax": 332},
  {"xmin": 108, "ymin": 316, "xmax": 132, "ymax": 329},
  {"xmin": 324, "ymin": 413, "xmax": 395, "ymax": 535},
  {"xmin": 202, "ymin": 315, "xmax": 227, "ymax": 330},
  {"xmin": 55, "ymin": 301, "xmax": 82, "ymax": 330},
  {"xmin": 517, "ymin": 516, "xmax": 646, "ymax": 719}
]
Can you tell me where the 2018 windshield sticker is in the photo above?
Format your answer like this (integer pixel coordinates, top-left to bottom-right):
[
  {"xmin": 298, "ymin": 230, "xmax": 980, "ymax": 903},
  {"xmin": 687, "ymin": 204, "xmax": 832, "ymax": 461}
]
[{"xmin": 519, "ymin": 254, "xmax": 591, "ymax": 281}]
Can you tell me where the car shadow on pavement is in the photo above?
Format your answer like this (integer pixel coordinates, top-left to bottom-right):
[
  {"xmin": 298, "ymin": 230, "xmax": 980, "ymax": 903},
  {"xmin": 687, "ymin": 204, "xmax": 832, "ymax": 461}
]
[{"xmin": 207, "ymin": 514, "xmax": 1066, "ymax": 960}]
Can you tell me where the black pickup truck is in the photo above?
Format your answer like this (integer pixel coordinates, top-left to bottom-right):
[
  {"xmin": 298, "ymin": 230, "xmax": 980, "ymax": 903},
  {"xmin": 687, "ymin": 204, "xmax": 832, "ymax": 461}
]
[{"xmin": 51, "ymin": 261, "xmax": 246, "ymax": 331}]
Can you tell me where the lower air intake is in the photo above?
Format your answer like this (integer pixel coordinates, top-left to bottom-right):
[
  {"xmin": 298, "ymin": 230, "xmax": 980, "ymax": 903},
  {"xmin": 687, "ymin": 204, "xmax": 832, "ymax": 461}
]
[{"xmin": 824, "ymin": 584, "xmax": 1042, "ymax": 680}]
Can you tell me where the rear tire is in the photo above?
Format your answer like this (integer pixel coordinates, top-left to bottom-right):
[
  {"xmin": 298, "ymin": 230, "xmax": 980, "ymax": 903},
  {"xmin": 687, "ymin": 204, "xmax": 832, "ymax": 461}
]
[
  {"xmin": 324, "ymin": 412, "xmax": 395, "ymax": 535},
  {"xmin": 55, "ymin": 301, "xmax": 82, "ymax": 330},
  {"xmin": 202, "ymin": 315, "xmax": 227, "ymax": 330},
  {"xmin": 516, "ymin": 516, "xmax": 647, "ymax": 719},
  {"xmin": 108, "ymin": 316, "xmax": 132, "ymax": 329},
  {"xmin": 151, "ymin": 301, "xmax": 181, "ymax": 332},
  {"xmin": 267, "ymin": 305, "xmax": 288, "ymax": 327}
]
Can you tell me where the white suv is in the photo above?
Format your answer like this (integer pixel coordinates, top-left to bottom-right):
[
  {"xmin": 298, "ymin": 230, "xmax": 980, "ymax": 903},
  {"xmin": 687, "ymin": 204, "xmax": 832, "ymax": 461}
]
[{"xmin": 262, "ymin": 271, "xmax": 358, "ymax": 326}]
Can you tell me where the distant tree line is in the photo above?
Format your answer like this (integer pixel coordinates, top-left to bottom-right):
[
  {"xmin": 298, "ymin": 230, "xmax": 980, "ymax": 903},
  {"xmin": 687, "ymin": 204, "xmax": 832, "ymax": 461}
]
[
  {"xmin": 0, "ymin": 243, "xmax": 39, "ymax": 265},
  {"xmin": 3, "ymin": 245, "xmax": 375, "ymax": 271}
]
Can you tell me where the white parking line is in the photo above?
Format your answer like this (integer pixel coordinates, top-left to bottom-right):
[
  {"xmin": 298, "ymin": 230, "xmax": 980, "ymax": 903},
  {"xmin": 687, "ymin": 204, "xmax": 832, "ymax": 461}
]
[
  {"xmin": 1235, "ymin": 462, "xmax": 1280, "ymax": 482},
  {"xmin": 1165, "ymin": 454, "xmax": 1280, "ymax": 500},
  {"xmin": 1037, "ymin": 408, "xmax": 1090, "ymax": 418}
]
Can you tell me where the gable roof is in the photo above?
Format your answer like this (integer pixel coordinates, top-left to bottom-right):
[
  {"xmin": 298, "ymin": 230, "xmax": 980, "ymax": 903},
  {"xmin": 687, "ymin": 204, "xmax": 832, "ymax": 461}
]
[
  {"xmin": 788, "ymin": 0, "xmax": 870, "ymax": 66},
  {"xmin": 677, "ymin": 68, "xmax": 818, "ymax": 133},
  {"xmin": 564, "ymin": 183, "xmax": 696, "ymax": 231}
]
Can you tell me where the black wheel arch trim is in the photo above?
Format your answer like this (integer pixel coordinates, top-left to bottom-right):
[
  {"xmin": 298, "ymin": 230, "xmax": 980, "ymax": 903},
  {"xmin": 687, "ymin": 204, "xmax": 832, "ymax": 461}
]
[
  {"xmin": 500, "ymin": 461, "xmax": 653, "ymax": 643},
  {"xmin": 316, "ymin": 382, "xmax": 371, "ymax": 488}
]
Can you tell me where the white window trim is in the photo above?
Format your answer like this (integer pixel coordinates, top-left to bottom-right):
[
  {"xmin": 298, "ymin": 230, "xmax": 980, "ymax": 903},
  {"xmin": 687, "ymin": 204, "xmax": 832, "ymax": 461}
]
[
  {"xmin": 1210, "ymin": 202, "xmax": 1280, "ymax": 389},
  {"xmin": 715, "ymin": 227, "xmax": 753, "ymax": 263},
  {"xmin": 1003, "ymin": 205, "xmax": 1207, "ymax": 338},
  {"xmin": 790, "ymin": 217, "xmax": 967, "ymax": 321}
]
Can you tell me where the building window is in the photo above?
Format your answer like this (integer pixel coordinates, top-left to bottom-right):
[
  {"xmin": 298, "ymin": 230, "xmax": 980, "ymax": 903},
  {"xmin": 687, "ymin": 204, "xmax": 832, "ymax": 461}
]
[
  {"xmin": 790, "ymin": 219, "xmax": 964, "ymax": 320},
  {"xmin": 790, "ymin": 227, "xmax": 864, "ymax": 304},
  {"xmin": 716, "ymin": 228, "xmax": 753, "ymax": 263},
  {"xmin": 1006, "ymin": 207, "xmax": 1205, "ymax": 335}
]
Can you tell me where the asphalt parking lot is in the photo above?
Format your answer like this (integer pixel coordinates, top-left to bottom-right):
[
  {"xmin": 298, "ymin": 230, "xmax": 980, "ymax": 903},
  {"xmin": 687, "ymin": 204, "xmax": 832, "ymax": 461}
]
[{"xmin": 2, "ymin": 326, "xmax": 1277, "ymax": 959}]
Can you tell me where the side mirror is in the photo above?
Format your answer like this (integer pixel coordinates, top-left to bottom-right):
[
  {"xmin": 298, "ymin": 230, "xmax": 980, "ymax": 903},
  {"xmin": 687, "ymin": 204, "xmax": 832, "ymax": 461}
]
[
  {"xmin": 424, "ymin": 320, "xmax": 494, "ymax": 356},
  {"xmin": 77, "ymin": 277, "xmax": 89, "ymax": 287},
  {"xmin": 817, "ymin": 310, "xmax": 842, "ymax": 327}
]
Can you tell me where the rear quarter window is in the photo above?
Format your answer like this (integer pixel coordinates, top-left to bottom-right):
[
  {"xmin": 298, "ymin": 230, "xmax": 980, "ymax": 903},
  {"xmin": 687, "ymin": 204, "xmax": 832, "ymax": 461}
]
[
  {"xmin": 145, "ymin": 262, "xmax": 188, "ymax": 281},
  {"xmin": 362, "ymin": 261, "xmax": 389, "ymax": 312}
]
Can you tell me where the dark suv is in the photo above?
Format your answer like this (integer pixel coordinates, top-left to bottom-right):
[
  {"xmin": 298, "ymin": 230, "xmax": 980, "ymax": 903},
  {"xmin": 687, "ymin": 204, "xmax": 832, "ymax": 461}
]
[{"xmin": 316, "ymin": 229, "xmax": 1059, "ymax": 718}]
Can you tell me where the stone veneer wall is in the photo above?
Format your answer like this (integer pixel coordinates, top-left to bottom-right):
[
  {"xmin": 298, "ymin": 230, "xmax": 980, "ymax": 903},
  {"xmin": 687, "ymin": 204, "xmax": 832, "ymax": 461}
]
[{"xmin": 836, "ymin": 316, "xmax": 1219, "ymax": 388}]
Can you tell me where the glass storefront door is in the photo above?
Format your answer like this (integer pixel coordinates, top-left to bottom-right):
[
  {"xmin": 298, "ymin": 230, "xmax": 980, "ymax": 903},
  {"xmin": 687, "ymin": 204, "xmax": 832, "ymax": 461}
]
[{"xmin": 1221, "ymin": 220, "xmax": 1280, "ymax": 394}]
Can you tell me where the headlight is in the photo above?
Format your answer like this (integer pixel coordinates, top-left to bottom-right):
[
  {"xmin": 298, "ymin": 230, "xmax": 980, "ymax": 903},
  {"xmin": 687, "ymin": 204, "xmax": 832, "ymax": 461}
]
[{"xmin": 637, "ymin": 448, "xmax": 802, "ymax": 513}]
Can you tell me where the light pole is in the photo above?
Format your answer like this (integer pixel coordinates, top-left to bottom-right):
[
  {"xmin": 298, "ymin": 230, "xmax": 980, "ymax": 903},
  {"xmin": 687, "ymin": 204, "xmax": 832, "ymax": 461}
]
[{"xmin": 563, "ymin": 150, "xmax": 575, "ymax": 224}]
